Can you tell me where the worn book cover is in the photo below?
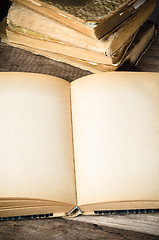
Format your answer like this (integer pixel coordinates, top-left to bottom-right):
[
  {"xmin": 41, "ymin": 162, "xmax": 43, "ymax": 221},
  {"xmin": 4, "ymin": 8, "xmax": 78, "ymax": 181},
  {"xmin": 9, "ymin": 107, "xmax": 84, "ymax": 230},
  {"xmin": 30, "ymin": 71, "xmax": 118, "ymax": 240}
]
[
  {"xmin": 7, "ymin": 0, "xmax": 156, "ymax": 57},
  {"xmin": 12, "ymin": 0, "xmax": 154, "ymax": 38}
]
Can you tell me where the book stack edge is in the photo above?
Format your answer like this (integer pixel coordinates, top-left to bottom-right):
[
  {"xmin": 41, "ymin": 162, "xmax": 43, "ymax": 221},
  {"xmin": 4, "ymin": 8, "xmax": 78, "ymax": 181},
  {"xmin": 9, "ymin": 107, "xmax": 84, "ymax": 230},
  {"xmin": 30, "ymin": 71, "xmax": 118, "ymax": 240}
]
[{"xmin": 0, "ymin": 0, "xmax": 157, "ymax": 72}]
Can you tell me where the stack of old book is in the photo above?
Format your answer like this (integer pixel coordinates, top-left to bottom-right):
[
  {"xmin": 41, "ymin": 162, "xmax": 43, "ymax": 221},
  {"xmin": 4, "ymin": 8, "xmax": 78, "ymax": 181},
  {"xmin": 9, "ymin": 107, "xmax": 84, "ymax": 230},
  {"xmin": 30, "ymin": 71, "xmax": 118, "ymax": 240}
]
[{"xmin": 1, "ymin": 0, "xmax": 157, "ymax": 72}]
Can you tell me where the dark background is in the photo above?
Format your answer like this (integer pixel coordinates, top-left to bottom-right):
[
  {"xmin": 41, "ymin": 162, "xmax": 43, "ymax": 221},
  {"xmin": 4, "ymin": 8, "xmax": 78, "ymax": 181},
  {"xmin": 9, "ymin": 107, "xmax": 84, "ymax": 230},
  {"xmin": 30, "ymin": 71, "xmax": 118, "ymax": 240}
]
[
  {"xmin": 0, "ymin": 0, "xmax": 11, "ymax": 21},
  {"xmin": 151, "ymin": 0, "xmax": 159, "ymax": 24}
]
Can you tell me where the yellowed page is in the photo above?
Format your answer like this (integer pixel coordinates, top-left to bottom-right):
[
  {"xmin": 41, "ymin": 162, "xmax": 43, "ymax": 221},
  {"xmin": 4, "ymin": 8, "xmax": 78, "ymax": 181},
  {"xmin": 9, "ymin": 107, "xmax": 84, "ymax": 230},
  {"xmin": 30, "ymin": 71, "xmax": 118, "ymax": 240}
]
[
  {"xmin": 0, "ymin": 72, "xmax": 76, "ymax": 205},
  {"xmin": 71, "ymin": 72, "xmax": 159, "ymax": 206}
]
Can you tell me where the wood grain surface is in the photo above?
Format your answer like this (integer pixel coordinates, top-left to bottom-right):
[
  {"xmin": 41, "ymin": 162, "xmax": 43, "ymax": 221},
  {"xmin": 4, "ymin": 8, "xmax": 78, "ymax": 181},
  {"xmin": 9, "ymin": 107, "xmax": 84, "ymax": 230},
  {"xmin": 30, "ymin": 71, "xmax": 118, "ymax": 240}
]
[
  {"xmin": 0, "ymin": 217, "xmax": 159, "ymax": 240},
  {"xmin": 69, "ymin": 213, "xmax": 159, "ymax": 236}
]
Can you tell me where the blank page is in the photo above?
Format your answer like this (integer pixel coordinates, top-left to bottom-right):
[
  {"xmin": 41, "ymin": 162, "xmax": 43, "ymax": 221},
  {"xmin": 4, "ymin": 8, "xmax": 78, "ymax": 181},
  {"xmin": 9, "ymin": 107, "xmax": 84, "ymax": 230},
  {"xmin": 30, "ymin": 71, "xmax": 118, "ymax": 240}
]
[
  {"xmin": 71, "ymin": 72, "xmax": 159, "ymax": 206},
  {"xmin": 0, "ymin": 72, "xmax": 76, "ymax": 205}
]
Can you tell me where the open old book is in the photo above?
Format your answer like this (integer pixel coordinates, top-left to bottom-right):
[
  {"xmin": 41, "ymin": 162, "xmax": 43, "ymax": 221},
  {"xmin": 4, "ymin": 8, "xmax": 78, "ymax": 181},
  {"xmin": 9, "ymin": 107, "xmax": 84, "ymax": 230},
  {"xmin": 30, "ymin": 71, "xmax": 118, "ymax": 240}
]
[{"xmin": 0, "ymin": 71, "xmax": 159, "ymax": 219}]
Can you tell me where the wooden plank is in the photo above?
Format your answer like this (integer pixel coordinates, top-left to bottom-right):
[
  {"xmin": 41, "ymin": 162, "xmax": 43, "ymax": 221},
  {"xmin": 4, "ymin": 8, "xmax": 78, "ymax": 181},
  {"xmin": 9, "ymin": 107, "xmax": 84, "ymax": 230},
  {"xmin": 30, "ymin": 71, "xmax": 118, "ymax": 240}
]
[
  {"xmin": 69, "ymin": 213, "xmax": 159, "ymax": 236},
  {"xmin": 0, "ymin": 217, "xmax": 158, "ymax": 240}
]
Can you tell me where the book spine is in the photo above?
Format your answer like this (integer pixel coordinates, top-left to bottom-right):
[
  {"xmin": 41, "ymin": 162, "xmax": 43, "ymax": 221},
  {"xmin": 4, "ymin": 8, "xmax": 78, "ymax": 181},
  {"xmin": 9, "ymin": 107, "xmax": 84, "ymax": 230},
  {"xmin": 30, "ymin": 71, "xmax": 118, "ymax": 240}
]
[
  {"xmin": 0, "ymin": 213, "xmax": 53, "ymax": 221},
  {"xmin": 94, "ymin": 209, "xmax": 159, "ymax": 215}
]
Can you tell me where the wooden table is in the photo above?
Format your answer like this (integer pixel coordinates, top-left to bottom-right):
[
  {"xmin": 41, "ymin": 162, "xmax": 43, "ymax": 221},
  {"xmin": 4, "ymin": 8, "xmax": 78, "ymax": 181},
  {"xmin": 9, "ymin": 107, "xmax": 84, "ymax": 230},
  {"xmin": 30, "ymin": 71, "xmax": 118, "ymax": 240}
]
[{"xmin": 0, "ymin": 13, "xmax": 159, "ymax": 239}]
